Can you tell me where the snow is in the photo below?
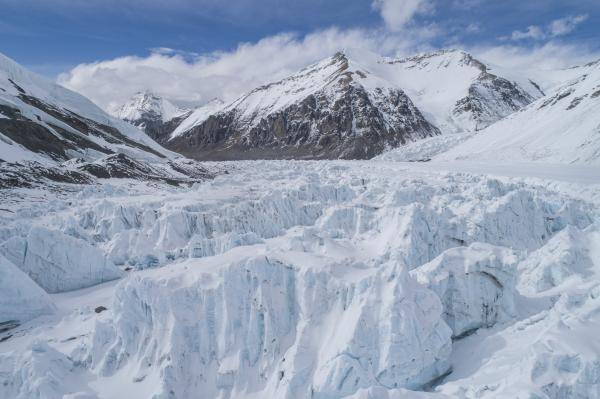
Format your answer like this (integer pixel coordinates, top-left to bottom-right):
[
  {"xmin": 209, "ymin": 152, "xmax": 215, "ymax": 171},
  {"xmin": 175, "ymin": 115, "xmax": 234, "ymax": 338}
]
[
  {"xmin": 86, "ymin": 255, "xmax": 451, "ymax": 398},
  {"xmin": 0, "ymin": 131, "xmax": 49, "ymax": 163},
  {"xmin": 436, "ymin": 61, "xmax": 600, "ymax": 164},
  {"xmin": 0, "ymin": 159, "xmax": 598, "ymax": 398}
]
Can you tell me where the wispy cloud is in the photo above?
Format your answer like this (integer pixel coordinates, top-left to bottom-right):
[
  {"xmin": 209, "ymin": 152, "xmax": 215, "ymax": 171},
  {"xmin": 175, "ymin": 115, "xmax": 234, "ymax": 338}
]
[
  {"xmin": 509, "ymin": 26, "xmax": 546, "ymax": 41},
  {"xmin": 506, "ymin": 14, "xmax": 589, "ymax": 41},
  {"xmin": 549, "ymin": 14, "xmax": 589, "ymax": 37}
]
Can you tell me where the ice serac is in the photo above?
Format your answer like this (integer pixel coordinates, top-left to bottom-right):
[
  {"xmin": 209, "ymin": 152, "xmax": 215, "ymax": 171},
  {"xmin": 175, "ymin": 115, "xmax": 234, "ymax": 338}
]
[
  {"xmin": 84, "ymin": 255, "xmax": 452, "ymax": 398},
  {"xmin": 0, "ymin": 159, "xmax": 598, "ymax": 398},
  {"xmin": 115, "ymin": 91, "xmax": 191, "ymax": 144},
  {"xmin": 518, "ymin": 225, "xmax": 597, "ymax": 294},
  {"xmin": 0, "ymin": 226, "xmax": 123, "ymax": 293},
  {"xmin": 0, "ymin": 341, "xmax": 96, "ymax": 399},
  {"xmin": 0, "ymin": 254, "xmax": 54, "ymax": 325},
  {"xmin": 411, "ymin": 243, "xmax": 518, "ymax": 338},
  {"xmin": 437, "ymin": 59, "xmax": 600, "ymax": 164},
  {"xmin": 167, "ymin": 52, "xmax": 440, "ymax": 160},
  {"xmin": 379, "ymin": 49, "xmax": 540, "ymax": 133}
]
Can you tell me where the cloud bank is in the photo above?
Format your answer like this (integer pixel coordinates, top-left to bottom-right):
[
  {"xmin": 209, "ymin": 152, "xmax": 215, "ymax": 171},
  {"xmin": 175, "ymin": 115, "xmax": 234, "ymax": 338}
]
[
  {"xmin": 508, "ymin": 14, "xmax": 588, "ymax": 41},
  {"xmin": 58, "ymin": 28, "xmax": 431, "ymax": 113}
]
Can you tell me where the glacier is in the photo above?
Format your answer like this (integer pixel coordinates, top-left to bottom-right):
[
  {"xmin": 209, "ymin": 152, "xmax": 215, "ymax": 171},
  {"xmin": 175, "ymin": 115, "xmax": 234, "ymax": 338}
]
[{"xmin": 1, "ymin": 159, "xmax": 599, "ymax": 399}]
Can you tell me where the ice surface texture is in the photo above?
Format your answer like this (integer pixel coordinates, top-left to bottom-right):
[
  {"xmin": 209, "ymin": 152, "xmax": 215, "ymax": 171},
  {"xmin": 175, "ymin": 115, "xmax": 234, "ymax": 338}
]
[{"xmin": 1, "ymin": 160, "xmax": 598, "ymax": 398}]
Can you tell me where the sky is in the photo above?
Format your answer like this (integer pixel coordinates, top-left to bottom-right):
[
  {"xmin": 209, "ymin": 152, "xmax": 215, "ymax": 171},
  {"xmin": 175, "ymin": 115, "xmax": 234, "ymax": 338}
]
[{"xmin": 1, "ymin": 0, "xmax": 599, "ymax": 112}]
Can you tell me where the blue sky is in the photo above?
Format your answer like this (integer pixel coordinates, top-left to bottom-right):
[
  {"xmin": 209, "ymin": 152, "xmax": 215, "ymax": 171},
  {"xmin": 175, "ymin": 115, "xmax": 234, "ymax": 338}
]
[{"xmin": 2, "ymin": 0, "xmax": 598, "ymax": 77}]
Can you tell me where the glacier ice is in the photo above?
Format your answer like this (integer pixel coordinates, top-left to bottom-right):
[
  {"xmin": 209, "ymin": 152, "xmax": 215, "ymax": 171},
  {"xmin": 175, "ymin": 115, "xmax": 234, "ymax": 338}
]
[
  {"xmin": 84, "ymin": 255, "xmax": 452, "ymax": 398},
  {"xmin": 0, "ymin": 226, "xmax": 123, "ymax": 293},
  {"xmin": 411, "ymin": 243, "xmax": 518, "ymax": 338},
  {"xmin": 0, "ymin": 254, "xmax": 54, "ymax": 325},
  {"xmin": 0, "ymin": 160, "xmax": 598, "ymax": 398},
  {"xmin": 0, "ymin": 341, "xmax": 96, "ymax": 399},
  {"xmin": 518, "ymin": 225, "xmax": 597, "ymax": 294}
]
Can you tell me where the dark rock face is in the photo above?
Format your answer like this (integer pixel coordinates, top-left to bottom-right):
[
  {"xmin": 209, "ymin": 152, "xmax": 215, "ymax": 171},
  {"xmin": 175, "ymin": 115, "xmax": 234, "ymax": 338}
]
[
  {"xmin": 167, "ymin": 54, "xmax": 440, "ymax": 161},
  {"xmin": 0, "ymin": 154, "xmax": 213, "ymax": 190},
  {"xmin": 79, "ymin": 153, "xmax": 212, "ymax": 186},
  {"xmin": 126, "ymin": 112, "xmax": 190, "ymax": 145},
  {"xmin": 0, "ymin": 160, "xmax": 93, "ymax": 189},
  {"xmin": 0, "ymin": 93, "xmax": 166, "ymax": 162}
]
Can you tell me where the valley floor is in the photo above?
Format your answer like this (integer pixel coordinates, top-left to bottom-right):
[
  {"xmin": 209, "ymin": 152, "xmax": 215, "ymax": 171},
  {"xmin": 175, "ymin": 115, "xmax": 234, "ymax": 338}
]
[{"xmin": 1, "ymin": 159, "xmax": 599, "ymax": 399}]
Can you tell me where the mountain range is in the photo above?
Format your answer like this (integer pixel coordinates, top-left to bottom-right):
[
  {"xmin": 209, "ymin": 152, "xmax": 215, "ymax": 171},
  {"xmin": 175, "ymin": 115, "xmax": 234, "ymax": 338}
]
[
  {"xmin": 115, "ymin": 49, "xmax": 555, "ymax": 161},
  {"xmin": 2, "ymin": 47, "xmax": 599, "ymax": 186}
]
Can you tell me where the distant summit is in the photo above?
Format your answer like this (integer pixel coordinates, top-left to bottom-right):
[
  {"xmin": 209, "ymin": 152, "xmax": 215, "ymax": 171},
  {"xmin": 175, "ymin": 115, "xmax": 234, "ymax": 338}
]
[{"xmin": 115, "ymin": 91, "xmax": 191, "ymax": 143}]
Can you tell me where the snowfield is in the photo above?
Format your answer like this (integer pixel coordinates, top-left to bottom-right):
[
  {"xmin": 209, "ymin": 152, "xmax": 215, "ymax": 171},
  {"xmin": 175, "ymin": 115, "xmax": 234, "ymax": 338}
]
[{"xmin": 1, "ymin": 159, "xmax": 599, "ymax": 399}]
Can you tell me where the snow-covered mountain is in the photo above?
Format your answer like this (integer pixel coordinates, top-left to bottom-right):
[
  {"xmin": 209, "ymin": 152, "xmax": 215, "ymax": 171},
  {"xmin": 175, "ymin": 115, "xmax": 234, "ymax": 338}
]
[
  {"xmin": 435, "ymin": 59, "xmax": 600, "ymax": 164},
  {"xmin": 116, "ymin": 91, "xmax": 188, "ymax": 124},
  {"xmin": 0, "ymin": 53, "xmax": 212, "ymax": 188},
  {"xmin": 115, "ymin": 91, "xmax": 191, "ymax": 143},
  {"xmin": 167, "ymin": 52, "xmax": 440, "ymax": 160},
  {"xmin": 143, "ymin": 49, "xmax": 541, "ymax": 161},
  {"xmin": 377, "ymin": 49, "xmax": 542, "ymax": 133}
]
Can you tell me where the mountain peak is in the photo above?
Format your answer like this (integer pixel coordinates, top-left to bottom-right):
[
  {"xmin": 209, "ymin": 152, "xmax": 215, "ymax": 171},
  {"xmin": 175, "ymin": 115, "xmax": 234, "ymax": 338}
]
[
  {"xmin": 331, "ymin": 51, "xmax": 348, "ymax": 62},
  {"xmin": 116, "ymin": 91, "xmax": 188, "ymax": 124}
]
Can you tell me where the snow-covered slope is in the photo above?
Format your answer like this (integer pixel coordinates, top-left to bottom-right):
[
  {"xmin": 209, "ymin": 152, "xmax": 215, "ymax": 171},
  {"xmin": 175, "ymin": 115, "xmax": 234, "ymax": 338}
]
[
  {"xmin": 170, "ymin": 98, "xmax": 224, "ymax": 139},
  {"xmin": 377, "ymin": 49, "xmax": 542, "ymax": 133},
  {"xmin": 0, "ymin": 53, "xmax": 169, "ymax": 161},
  {"xmin": 0, "ymin": 52, "xmax": 213, "ymax": 187},
  {"xmin": 167, "ymin": 52, "xmax": 440, "ymax": 160},
  {"xmin": 374, "ymin": 132, "xmax": 476, "ymax": 162},
  {"xmin": 437, "ymin": 59, "xmax": 600, "ymax": 164}
]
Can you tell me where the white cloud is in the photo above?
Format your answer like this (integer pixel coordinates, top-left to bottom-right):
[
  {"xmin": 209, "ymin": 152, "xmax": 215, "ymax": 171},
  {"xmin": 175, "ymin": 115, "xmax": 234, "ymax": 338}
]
[
  {"xmin": 507, "ymin": 14, "xmax": 589, "ymax": 42},
  {"xmin": 471, "ymin": 42, "xmax": 598, "ymax": 71},
  {"xmin": 549, "ymin": 14, "xmax": 588, "ymax": 37},
  {"xmin": 510, "ymin": 25, "xmax": 545, "ymax": 41},
  {"xmin": 58, "ymin": 28, "xmax": 433, "ymax": 113},
  {"xmin": 465, "ymin": 23, "xmax": 481, "ymax": 34},
  {"xmin": 372, "ymin": 0, "xmax": 433, "ymax": 31}
]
